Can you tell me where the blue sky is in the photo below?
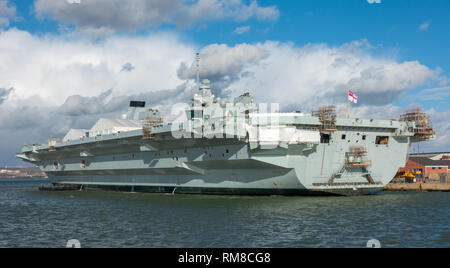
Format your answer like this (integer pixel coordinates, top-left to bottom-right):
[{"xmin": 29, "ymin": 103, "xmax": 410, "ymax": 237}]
[{"xmin": 0, "ymin": 0, "xmax": 449, "ymax": 165}]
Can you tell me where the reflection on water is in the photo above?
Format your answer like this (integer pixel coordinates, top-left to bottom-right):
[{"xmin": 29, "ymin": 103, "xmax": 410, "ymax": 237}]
[{"xmin": 0, "ymin": 180, "xmax": 448, "ymax": 248}]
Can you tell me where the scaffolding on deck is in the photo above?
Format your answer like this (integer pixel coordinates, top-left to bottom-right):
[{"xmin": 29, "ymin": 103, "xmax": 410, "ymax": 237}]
[
  {"xmin": 312, "ymin": 105, "xmax": 337, "ymax": 132},
  {"xmin": 142, "ymin": 109, "xmax": 163, "ymax": 140},
  {"xmin": 399, "ymin": 108, "xmax": 435, "ymax": 142},
  {"xmin": 345, "ymin": 146, "xmax": 372, "ymax": 167}
]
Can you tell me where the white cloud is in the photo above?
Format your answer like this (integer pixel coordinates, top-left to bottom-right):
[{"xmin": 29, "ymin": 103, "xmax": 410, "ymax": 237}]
[
  {"xmin": 224, "ymin": 41, "xmax": 439, "ymax": 107},
  {"xmin": 0, "ymin": 29, "xmax": 195, "ymax": 105},
  {"xmin": 0, "ymin": 29, "xmax": 447, "ymax": 164},
  {"xmin": 431, "ymin": 122, "xmax": 450, "ymax": 151},
  {"xmin": 0, "ymin": 31, "xmax": 441, "ymax": 120},
  {"xmin": 419, "ymin": 21, "xmax": 431, "ymax": 31},
  {"xmin": 347, "ymin": 61, "xmax": 438, "ymax": 95},
  {"xmin": 0, "ymin": 0, "xmax": 15, "ymax": 28},
  {"xmin": 416, "ymin": 86, "xmax": 450, "ymax": 101},
  {"xmin": 177, "ymin": 43, "xmax": 269, "ymax": 92},
  {"xmin": 34, "ymin": 0, "xmax": 279, "ymax": 34},
  {"xmin": 234, "ymin": 26, "xmax": 251, "ymax": 35},
  {"xmin": 121, "ymin": 62, "xmax": 135, "ymax": 73},
  {"xmin": 0, "ymin": 86, "xmax": 13, "ymax": 104},
  {"xmin": 184, "ymin": 0, "xmax": 279, "ymax": 24},
  {"xmin": 420, "ymin": 109, "xmax": 450, "ymax": 153}
]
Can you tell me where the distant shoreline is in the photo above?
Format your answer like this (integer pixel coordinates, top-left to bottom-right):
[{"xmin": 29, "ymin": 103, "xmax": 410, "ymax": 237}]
[
  {"xmin": 0, "ymin": 167, "xmax": 47, "ymax": 179},
  {"xmin": 0, "ymin": 177, "xmax": 48, "ymax": 181}
]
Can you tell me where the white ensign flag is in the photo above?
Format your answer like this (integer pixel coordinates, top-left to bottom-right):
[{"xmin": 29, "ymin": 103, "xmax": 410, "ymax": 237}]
[{"xmin": 348, "ymin": 90, "xmax": 358, "ymax": 104}]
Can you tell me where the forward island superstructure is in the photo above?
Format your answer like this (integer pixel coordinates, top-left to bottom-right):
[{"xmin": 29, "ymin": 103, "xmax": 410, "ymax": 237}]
[{"xmin": 17, "ymin": 79, "xmax": 434, "ymax": 196}]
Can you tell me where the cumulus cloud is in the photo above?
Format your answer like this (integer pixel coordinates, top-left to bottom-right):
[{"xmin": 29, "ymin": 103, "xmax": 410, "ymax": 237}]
[
  {"xmin": 343, "ymin": 61, "xmax": 439, "ymax": 104},
  {"xmin": 0, "ymin": 0, "xmax": 15, "ymax": 28},
  {"xmin": 182, "ymin": 0, "xmax": 279, "ymax": 25},
  {"xmin": 430, "ymin": 121, "xmax": 450, "ymax": 152},
  {"xmin": 223, "ymin": 41, "xmax": 440, "ymax": 107},
  {"xmin": 1, "ymin": 28, "xmax": 447, "ymax": 164},
  {"xmin": 58, "ymin": 89, "xmax": 113, "ymax": 116},
  {"xmin": 410, "ymin": 108, "xmax": 450, "ymax": 153},
  {"xmin": 34, "ymin": 0, "xmax": 279, "ymax": 34},
  {"xmin": 121, "ymin": 62, "xmax": 135, "ymax": 72},
  {"xmin": 0, "ymin": 29, "xmax": 194, "ymax": 105},
  {"xmin": 58, "ymin": 82, "xmax": 197, "ymax": 116},
  {"xmin": 0, "ymin": 86, "xmax": 13, "ymax": 104},
  {"xmin": 0, "ymin": 82, "xmax": 199, "ymax": 165},
  {"xmin": 0, "ymin": 94, "xmax": 115, "ymax": 165},
  {"xmin": 177, "ymin": 43, "xmax": 269, "ymax": 95},
  {"xmin": 35, "ymin": 0, "xmax": 183, "ymax": 33},
  {"xmin": 1, "ymin": 34, "xmax": 442, "ymax": 117}
]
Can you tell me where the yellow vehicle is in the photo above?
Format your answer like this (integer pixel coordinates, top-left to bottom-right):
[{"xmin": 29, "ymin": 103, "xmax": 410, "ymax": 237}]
[
  {"xmin": 395, "ymin": 170, "xmax": 421, "ymax": 178},
  {"xmin": 394, "ymin": 170, "xmax": 422, "ymax": 182}
]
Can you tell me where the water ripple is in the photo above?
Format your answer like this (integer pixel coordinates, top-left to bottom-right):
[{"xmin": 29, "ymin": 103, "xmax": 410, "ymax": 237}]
[{"xmin": 0, "ymin": 181, "xmax": 448, "ymax": 248}]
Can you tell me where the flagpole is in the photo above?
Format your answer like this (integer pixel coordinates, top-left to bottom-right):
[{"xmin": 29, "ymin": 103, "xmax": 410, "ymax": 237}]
[{"xmin": 347, "ymin": 89, "xmax": 350, "ymax": 118}]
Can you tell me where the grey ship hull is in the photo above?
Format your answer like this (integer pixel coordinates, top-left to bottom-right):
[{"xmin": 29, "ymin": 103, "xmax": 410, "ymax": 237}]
[
  {"xmin": 20, "ymin": 121, "xmax": 411, "ymax": 196},
  {"xmin": 18, "ymin": 78, "xmax": 423, "ymax": 196}
]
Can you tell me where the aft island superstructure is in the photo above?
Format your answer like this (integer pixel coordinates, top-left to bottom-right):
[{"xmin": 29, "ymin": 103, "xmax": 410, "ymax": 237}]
[{"xmin": 17, "ymin": 79, "xmax": 434, "ymax": 196}]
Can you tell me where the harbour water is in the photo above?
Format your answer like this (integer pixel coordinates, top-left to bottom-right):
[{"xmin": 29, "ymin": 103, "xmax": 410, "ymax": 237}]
[{"xmin": 0, "ymin": 180, "xmax": 448, "ymax": 248}]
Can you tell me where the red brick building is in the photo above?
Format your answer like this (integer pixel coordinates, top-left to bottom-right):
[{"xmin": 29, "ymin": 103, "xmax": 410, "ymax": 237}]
[{"xmin": 400, "ymin": 157, "xmax": 450, "ymax": 180}]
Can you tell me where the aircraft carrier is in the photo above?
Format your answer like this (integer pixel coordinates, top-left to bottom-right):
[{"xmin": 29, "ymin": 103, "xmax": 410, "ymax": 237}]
[{"xmin": 17, "ymin": 78, "xmax": 435, "ymax": 196}]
